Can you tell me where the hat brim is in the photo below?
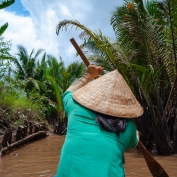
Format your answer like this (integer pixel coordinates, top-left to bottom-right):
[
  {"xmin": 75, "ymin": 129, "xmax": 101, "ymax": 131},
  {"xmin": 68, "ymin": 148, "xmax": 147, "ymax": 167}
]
[{"xmin": 73, "ymin": 70, "xmax": 143, "ymax": 118}]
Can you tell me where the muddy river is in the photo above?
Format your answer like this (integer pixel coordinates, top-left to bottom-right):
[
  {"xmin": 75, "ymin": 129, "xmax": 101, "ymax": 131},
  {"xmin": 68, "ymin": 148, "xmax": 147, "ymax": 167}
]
[{"xmin": 0, "ymin": 135, "xmax": 177, "ymax": 177}]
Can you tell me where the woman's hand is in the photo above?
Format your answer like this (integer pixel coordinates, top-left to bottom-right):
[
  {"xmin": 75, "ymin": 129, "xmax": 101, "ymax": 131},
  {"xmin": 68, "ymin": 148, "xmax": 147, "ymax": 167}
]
[{"xmin": 87, "ymin": 64, "xmax": 104, "ymax": 78}]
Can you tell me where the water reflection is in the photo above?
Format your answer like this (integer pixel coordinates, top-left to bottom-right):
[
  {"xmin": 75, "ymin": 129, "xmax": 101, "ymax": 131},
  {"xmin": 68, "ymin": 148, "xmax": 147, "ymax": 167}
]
[{"xmin": 0, "ymin": 135, "xmax": 176, "ymax": 177}]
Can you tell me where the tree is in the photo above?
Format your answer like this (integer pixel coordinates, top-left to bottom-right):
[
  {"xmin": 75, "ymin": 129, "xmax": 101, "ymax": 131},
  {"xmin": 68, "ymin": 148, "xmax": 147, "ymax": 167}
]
[
  {"xmin": 0, "ymin": 37, "xmax": 12, "ymax": 78},
  {"xmin": 110, "ymin": 0, "xmax": 177, "ymax": 155},
  {"xmin": 44, "ymin": 57, "xmax": 86, "ymax": 134},
  {"xmin": 56, "ymin": 0, "xmax": 177, "ymax": 155},
  {"xmin": 0, "ymin": 0, "xmax": 15, "ymax": 77},
  {"xmin": 12, "ymin": 45, "xmax": 44, "ymax": 80}
]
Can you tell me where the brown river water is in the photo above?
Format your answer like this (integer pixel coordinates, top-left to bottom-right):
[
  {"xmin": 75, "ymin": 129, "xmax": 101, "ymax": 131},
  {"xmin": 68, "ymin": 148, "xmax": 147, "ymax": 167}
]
[{"xmin": 0, "ymin": 135, "xmax": 177, "ymax": 177}]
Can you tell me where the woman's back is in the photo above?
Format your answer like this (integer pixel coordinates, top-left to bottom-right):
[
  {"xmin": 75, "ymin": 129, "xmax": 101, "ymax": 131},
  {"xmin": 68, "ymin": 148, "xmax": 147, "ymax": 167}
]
[{"xmin": 56, "ymin": 91, "xmax": 138, "ymax": 177}]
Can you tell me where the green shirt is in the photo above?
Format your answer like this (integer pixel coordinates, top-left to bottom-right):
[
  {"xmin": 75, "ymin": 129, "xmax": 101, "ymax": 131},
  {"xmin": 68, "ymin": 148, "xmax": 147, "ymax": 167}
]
[{"xmin": 56, "ymin": 91, "xmax": 138, "ymax": 177}]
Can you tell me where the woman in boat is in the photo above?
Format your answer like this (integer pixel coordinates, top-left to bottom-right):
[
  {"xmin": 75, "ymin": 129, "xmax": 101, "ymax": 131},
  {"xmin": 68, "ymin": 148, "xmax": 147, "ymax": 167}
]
[{"xmin": 55, "ymin": 64, "xmax": 143, "ymax": 177}]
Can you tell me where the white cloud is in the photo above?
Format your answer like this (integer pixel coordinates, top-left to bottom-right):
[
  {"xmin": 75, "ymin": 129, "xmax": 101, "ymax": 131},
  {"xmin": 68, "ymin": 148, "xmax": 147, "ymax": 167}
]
[
  {"xmin": 0, "ymin": 10, "xmax": 36, "ymax": 54},
  {"xmin": 1, "ymin": 0, "xmax": 123, "ymax": 66},
  {"xmin": 59, "ymin": 5, "xmax": 73, "ymax": 18}
]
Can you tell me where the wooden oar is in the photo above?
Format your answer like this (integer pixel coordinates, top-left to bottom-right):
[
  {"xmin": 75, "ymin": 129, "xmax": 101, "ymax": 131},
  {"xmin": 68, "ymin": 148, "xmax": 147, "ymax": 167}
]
[
  {"xmin": 137, "ymin": 141, "xmax": 168, "ymax": 177},
  {"xmin": 70, "ymin": 37, "xmax": 169, "ymax": 177},
  {"xmin": 70, "ymin": 38, "xmax": 90, "ymax": 67}
]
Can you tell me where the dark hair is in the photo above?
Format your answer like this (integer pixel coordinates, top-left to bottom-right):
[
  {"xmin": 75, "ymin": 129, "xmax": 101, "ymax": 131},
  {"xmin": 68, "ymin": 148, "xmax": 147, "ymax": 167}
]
[{"xmin": 96, "ymin": 113, "xmax": 127, "ymax": 135}]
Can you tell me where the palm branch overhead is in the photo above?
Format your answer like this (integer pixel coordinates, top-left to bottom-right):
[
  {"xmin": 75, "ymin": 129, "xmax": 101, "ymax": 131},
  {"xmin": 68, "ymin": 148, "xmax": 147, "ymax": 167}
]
[
  {"xmin": 0, "ymin": 0, "xmax": 15, "ymax": 10},
  {"xmin": 56, "ymin": 19, "xmax": 130, "ymax": 73}
]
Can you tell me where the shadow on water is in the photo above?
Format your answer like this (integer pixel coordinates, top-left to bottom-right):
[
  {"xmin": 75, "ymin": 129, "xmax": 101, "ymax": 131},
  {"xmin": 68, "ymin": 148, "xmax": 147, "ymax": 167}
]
[{"xmin": 0, "ymin": 135, "xmax": 177, "ymax": 177}]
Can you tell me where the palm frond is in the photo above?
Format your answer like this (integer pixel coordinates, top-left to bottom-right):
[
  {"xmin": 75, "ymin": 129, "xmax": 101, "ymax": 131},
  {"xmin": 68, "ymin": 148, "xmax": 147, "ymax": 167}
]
[
  {"xmin": 16, "ymin": 45, "xmax": 29, "ymax": 65},
  {"xmin": 26, "ymin": 77, "xmax": 40, "ymax": 91},
  {"xmin": 0, "ymin": 22, "xmax": 8, "ymax": 36},
  {"xmin": 2, "ymin": 55, "xmax": 25, "ymax": 78},
  {"xmin": 34, "ymin": 49, "xmax": 45, "ymax": 59},
  {"xmin": 165, "ymin": 0, "xmax": 177, "ymax": 69},
  {"xmin": 56, "ymin": 20, "xmax": 119, "ymax": 69},
  {"xmin": 0, "ymin": 0, "xmax": 15, "ymax": 10},
  {"xmin": 46, "ymin": 74, "xmax": 63, "ymax": 117}
]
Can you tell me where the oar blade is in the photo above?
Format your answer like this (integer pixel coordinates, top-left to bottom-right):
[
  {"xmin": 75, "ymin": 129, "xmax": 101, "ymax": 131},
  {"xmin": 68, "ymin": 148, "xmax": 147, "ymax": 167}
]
[{"xmin": 138, "ymin": 141, "xmax": 169, "ymax": 177}]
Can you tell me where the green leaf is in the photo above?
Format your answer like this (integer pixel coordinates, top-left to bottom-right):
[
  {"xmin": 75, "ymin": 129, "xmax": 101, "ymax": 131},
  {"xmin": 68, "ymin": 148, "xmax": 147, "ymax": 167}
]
[
  {"xmin": 0, "ymin": 22, "xmax": 8, "ymax": 36},
  {"xmin": 46, "ymin": 75, "xmax": 63, "ymax": 117},
  {"xmin": 26, "ymin": 77, "xmax": 41, "ymax": 91},
  {"xmin": 0, "ymin": 0, "xmax": 15, "ymax": 10}
]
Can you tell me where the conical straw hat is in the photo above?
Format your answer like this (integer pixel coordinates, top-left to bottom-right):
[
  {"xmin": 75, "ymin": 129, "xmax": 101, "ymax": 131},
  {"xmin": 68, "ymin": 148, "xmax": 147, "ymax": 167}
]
[{"xmin": 73, "ymin": 70, "xmax": 143, "ymax": 118}]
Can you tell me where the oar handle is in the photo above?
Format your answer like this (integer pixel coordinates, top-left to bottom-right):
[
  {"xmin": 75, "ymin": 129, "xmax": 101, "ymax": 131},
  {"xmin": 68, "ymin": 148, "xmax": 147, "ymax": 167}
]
[{"xmin": 70, "ymin": 38, "xmax": 90, "ymax": 67}]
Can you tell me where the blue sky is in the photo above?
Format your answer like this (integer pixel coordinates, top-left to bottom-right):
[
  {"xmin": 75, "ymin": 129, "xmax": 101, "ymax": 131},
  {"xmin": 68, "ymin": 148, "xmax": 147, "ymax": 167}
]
[
  {"xmin": 1, "ymin": 0, "xmax": 124, "ymax": 66},
  {"xmin": 5, "ymin": 0, "xmax": 30, "ymax": 16}
]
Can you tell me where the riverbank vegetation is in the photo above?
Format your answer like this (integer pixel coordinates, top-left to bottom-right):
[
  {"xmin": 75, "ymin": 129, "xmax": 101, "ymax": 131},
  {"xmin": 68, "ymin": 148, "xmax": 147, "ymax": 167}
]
[
  {"xmin": 1, "ymin": 0, "xmax": 177, "ymax": 156},
  {"xmin": 0, "ymin": 39, "xmax": 86, "ymax": 133}
]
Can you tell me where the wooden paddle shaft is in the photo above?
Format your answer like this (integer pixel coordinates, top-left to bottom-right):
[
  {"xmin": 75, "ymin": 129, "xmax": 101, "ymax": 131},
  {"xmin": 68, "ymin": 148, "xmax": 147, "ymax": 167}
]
[
  {"xmin": 70, "ymin": 38, "xmax": 90, "ymax": 67},
  {"xmin": 70, "ymin": 38, "xmax": 169, "ymax": 177}
]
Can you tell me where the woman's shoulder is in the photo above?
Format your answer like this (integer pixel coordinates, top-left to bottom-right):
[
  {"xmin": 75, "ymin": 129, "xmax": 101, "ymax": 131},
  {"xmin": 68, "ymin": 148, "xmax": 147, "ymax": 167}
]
[
  {"xmin": 126, "ymin": 119, "xmax": 136, "ymax": 129},
  {"xmin": 63, "ymin": 90, "xmax": 73, "ymax": 97}
]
